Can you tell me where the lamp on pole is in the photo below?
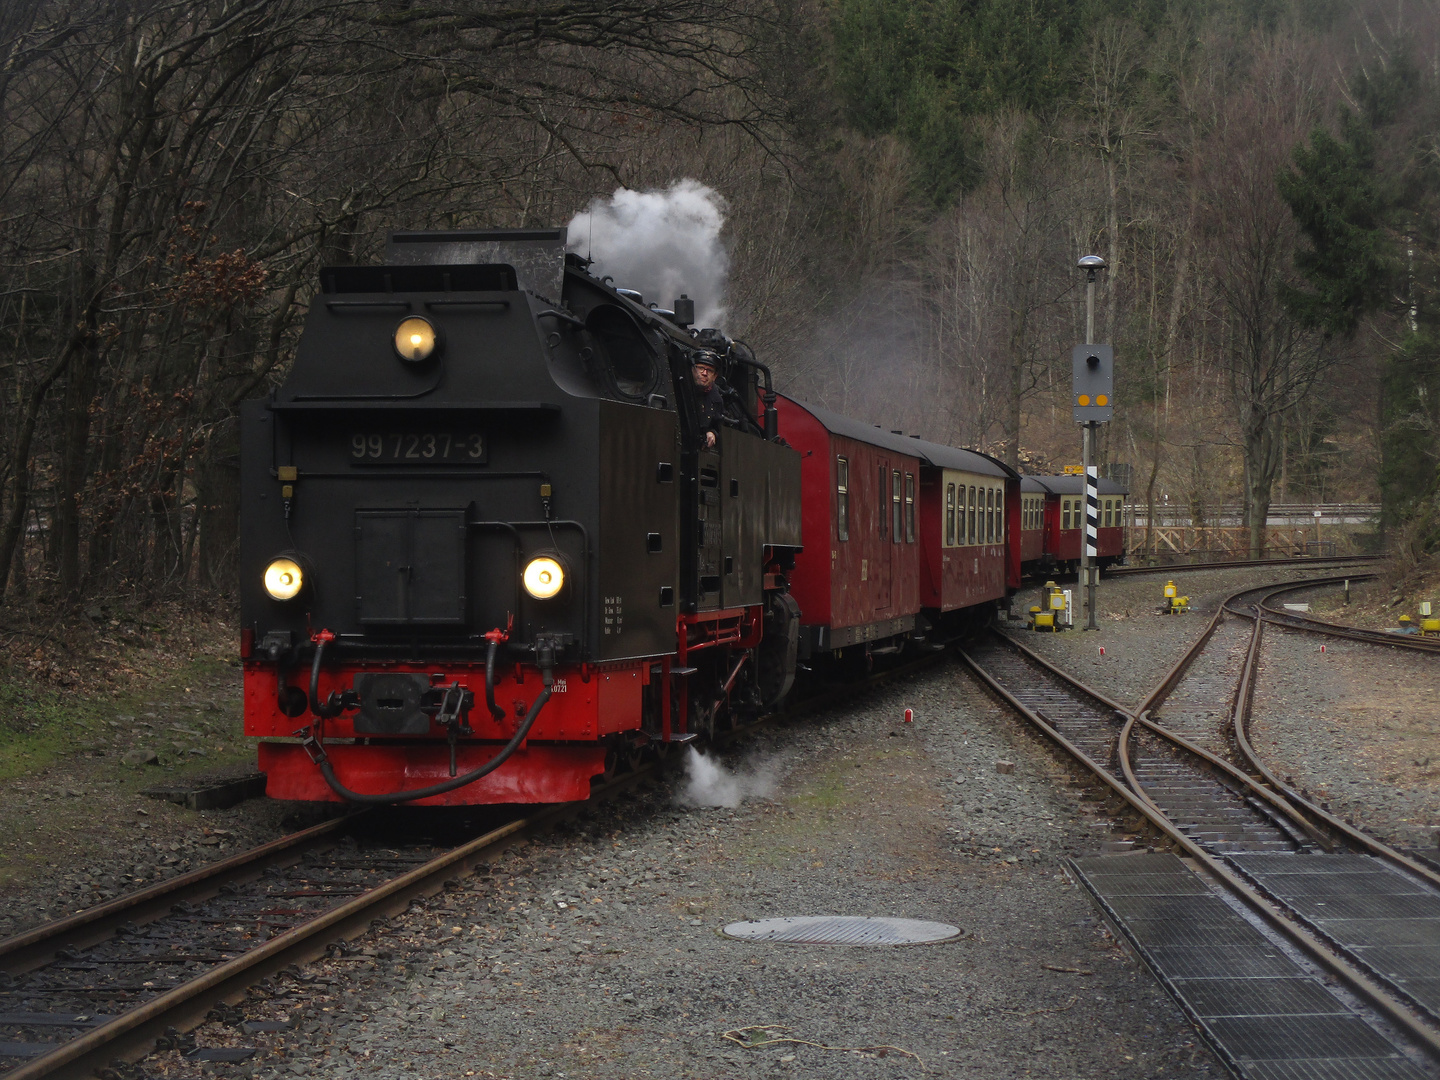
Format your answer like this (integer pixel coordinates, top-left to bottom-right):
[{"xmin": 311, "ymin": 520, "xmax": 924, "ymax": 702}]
[
  {"xmin": 1080, "ymin": 255, "xmax": 1104, "ymax": 345},
  {"xmin": 1075, "ymin": 255, "xmax": 1108, "ymax": 631}
]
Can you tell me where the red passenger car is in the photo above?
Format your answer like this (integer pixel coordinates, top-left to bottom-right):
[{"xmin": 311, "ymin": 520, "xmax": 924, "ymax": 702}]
[
  {"xmin": 1026, "ymin": 475, "xmax": 1129, "ymax": 573},
  {"xmin": 776, "ymin": 397, "xmax": 926, "ymax": 654},
  {"xmin": 1019, "ymin": 477, "xmax": 1048, "ymax": 569},
  {"xmin": 908, "ymin": 438, "xmax": 1019, "ymax": 623}
]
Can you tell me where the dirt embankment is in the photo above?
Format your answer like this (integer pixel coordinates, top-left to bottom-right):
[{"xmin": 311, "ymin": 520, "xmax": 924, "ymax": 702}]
[{"xmin": 0, "ymin": 595, "xmax": 304, "ymax": 937}]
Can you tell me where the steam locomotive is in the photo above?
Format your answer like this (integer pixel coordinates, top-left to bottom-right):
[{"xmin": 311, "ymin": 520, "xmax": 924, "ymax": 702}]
[{"xmin": 239, "ymin": 228, "xmax": 1119, "ymax": 806}]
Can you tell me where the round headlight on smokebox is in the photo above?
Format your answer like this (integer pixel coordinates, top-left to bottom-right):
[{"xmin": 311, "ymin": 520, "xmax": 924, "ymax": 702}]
[
  {"xmin": 264, "ymin": 557, "xmax": 305, "ymax": 601},
  {"xmin": 523, "ymin": 556, "xmax": 565, "ymax": 600},
  {"xmin": 393, "ymin": 315, "xmax": 441, "ymax": 364}
]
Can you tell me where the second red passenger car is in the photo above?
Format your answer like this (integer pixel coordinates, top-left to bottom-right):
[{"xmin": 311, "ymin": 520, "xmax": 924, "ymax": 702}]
[{"xmin": 776, "ymin": 397, "xmax": 1020, "ymax": 656}]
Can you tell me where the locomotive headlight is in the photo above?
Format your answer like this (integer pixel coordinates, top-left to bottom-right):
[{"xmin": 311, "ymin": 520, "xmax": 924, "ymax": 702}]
[
  {"xmin": 523, "ymin": 556, "xmax": 565, "ymax": 600},
  {"xmin": 264, "ymin": 557, "xmax": 305, "ymax": 601},
  {"xmin": 393, "ymin": 316, "xmax": 440, "ymax": 364}
]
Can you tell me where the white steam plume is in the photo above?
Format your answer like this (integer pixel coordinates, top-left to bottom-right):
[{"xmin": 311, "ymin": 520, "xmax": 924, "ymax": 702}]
[
  {"xmin": 567, "ymin": 179, "xmax": 729, "ymax": 329},
  {"xmin": 677, "ymin": 748, "xmax": 776, "ymax": 809}
]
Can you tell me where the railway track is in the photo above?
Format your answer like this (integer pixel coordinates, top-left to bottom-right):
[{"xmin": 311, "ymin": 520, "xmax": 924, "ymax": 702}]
[
  {"xmin": 0, "ymin": 647, "xmax": 947, "ymax": 1079},
  {"xmin": 1252, "ymin": 578, "xmax": 1440, "ymax": 654},
  {"xmin": 1107, "ymin": 553, "xmax": 1382, "ymax": 577},
  {"xmin": 961, "ymin": 575, "xmax": 1440, "ymax": 1078},
  {"xmin": 0, "ymin": 805, "xmax": 555, "ymax": 1079}
]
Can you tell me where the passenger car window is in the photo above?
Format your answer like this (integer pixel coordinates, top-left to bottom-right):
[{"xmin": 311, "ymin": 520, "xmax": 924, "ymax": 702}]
[
  {"xmin": 878, "ymin": 466, "xmax": 887, "ymax": 539},
  {"xmin": 891, "ymin": 469, "xmax": 902, "ymax": 544},
  {"xmin": 946, "ymin": 483, "xmax": 956, "ymax": 546},
  {"xmin": 904, "ymin": 473, "xmax": 915, "ymax": 542},
  {"xmin": 968, "ymin": 486, "xmax": 976, "ymax": 545},
  {"xmin": 836, "ymin": 457, "xmax": 849, "ymax": 541}
]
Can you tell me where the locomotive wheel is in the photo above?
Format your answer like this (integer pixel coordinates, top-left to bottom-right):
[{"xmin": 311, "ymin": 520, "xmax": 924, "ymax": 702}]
[
  {"xmin": 693, "ymin": 702, "xmax": 719, "ymax": 743},
  {"xmin": 600, "ymin": 744, "xmax": 620, "ymax": 782}
]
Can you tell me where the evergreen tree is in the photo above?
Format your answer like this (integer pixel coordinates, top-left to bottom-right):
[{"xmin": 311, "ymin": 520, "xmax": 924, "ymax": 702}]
[{"xmin": 1276, "ymin": 112, "xmax": 1392, "ymax": 337}]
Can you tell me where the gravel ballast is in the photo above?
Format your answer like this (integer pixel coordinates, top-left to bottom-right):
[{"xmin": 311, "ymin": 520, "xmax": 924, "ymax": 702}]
[
  {"xmin": 1251, "ymin": 620, "xmax": 1440, "ymax": 853},
  {"xmin": 0, "ymin": 660, "xmax": 314, "ymax": 939},
  {"xmin": 1009, "ymin": 566, "xmax": 1325, "ymax": 707},
  {"xmin": 141, "ymin": 662, "xmax": 1223, "ymax": 1080}
]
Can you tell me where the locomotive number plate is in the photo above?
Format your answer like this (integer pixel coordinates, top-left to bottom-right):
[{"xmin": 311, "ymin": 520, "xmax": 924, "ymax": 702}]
[{"xmin": 349, "ymin": 432, "xmax": 486, "ymax": 464}]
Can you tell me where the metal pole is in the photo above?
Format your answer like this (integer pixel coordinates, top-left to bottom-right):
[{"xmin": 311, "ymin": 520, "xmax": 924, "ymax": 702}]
[
  {"xmin": 1081, "ymin": 269, "xmax": 1097, "ymax": 630},
  {"xmin": 1086, "ymin": 275, "xmax": 1096, "ymax": 346},
  {"xmin": 1084, "ymin": 423, "xmax": 1098, "ymax": 629}
]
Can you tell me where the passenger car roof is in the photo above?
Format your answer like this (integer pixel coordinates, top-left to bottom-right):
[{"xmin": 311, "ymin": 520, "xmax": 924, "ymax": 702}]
[
  {"xmin": 1027, "ymin": 474, "xmax": 1129, "ymax": 496},
  {"xmin": 783, "ymin": 396, "xmax": 1014, "ymax": 479}
]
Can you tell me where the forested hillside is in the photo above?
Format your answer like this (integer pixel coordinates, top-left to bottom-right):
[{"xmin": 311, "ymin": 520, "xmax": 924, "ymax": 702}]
[{"xmin": 0, "ymin": 0, "xmax": 1435, "ymax": 603}]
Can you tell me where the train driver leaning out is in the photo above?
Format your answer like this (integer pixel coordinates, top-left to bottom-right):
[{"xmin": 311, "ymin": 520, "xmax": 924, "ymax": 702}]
[{"xmin": 692, "ymin": 351, "xmax": 723, "ymax": 450}]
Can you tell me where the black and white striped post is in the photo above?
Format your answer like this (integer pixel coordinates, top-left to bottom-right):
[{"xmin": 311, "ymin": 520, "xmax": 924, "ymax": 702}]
[
  {"xmin": 1083, "ymin": 431, "xmax": 1099, "ymax": 629},
  {"xmin": 1074, "ymin": 255, "xmax": 1111, "ymax": 632}
]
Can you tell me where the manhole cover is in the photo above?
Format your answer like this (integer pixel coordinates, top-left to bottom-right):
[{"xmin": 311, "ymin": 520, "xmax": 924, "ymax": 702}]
[{"xmin": 721, "ymin": 916, "xmax": 962, "ymax": 946}]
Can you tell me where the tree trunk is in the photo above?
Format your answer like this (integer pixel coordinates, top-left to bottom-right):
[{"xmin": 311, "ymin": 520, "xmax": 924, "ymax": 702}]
[
  {"xmin": 53, "ymin": 340, "xmax": 98, "ymax": 596},
  {"xmin": 196, "ymin": 415, "xmax": 241, "ymax": 589},
  {"xmin": 1242, "ymin": 415, "xmax": 1280, "ymax": 557},
  {"xmin": 0, "ymin": 339, "xmax": 80, "ymax": 603},
  {"xmin": 1003, "ymin": 340, "xmax": 1023, "ymax": 469},
  {"xmin": 1105, "ymin": 152, "xmax": 1119, "ymax": 341},
  {"xmin": 1144, "ymin": 417, "xmax": 1161, "ymax": 557}
]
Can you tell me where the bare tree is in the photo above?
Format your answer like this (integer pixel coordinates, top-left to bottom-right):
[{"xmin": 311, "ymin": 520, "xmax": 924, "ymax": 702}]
[
  {"xmin": 0, "ymin": 0, "xmax": 802, "ymax": 603},
  {"xmin": 1197, "ymin": 34, "xmax": 1330, "ymax": 555}
]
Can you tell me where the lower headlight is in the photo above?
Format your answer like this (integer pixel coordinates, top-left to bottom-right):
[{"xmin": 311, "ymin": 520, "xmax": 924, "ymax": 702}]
[
  {"xmin": 523, "ymin": 556, "xmax": 565, "ymax": 599},
  {"xmin": 264, "ymin": 557, "xmax": 305, "ymax": 600}
]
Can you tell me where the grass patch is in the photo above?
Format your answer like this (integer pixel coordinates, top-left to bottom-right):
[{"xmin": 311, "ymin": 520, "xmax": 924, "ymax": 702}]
[
  {"xmin": 0, "ymin": 592, "xmax": 250, "ymax": 786},
  {"xmin": 0, "ymin": 680, "xmax": 106, "ymax": 781}
]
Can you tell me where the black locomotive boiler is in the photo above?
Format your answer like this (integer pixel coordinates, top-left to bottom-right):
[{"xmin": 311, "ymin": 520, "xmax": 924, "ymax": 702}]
[{"xmin": 240, "ymin": 228, "xmax": 803, "ymax": 805}]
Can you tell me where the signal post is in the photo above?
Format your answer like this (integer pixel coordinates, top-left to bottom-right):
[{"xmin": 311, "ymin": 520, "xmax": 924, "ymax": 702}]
[{"xmin": 1073, "ymin": 255, "xmax": 1112, "ymax": 631}]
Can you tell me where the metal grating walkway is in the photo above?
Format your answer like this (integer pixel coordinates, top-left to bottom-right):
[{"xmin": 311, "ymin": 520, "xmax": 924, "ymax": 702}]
[
  {"xmin": 1230, "ymin": 854, "xmax": 1440, "ymax": 1020},
  {"xmin": 1072, "ymin": 853, "xmax": 1431, "ymax": 1080}
]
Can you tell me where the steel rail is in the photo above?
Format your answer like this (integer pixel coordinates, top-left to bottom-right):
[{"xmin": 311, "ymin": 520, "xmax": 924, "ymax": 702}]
[
  {"xmin": 1131, "ymin": 575, "xmax": 1374, "ymax": 718},
  {"xmin": 3, "ymin": 644, "xmax": 945, "ymax": 1077},
  {"xmin": 1004, "ymin": 626, "xmax": 1335, "ymax": 853},
  {"xmin": 0, "ymin": 779, "xmax": 642, "ymax": 1080},
  {"xmin": 959, "ymin": 630, "xmax": 1440, "ymax": 1064},
  {"xmin": 0, "ymin": 815, "xmax": 361, "ymax": 977},
  {"xmin": 1228, "ymin": 608, "xmax": 1440, "ymax": 889},
  {"xmin": 1131, "ymin": 572, "xmax": 1440, "ymax": 886},
  {"xmin": 1107, "ymin": 553, "xmax": 1381, "ymax": 577},
  {"xmin": 1254, "ymin": 579, "xmax": 1440, "ymax": 653}
]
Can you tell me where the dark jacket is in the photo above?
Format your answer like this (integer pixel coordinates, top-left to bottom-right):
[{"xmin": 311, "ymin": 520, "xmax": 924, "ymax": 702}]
[{"xmin": 696, "ymin": 383, "xmax": 724, "ymax": 440}]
